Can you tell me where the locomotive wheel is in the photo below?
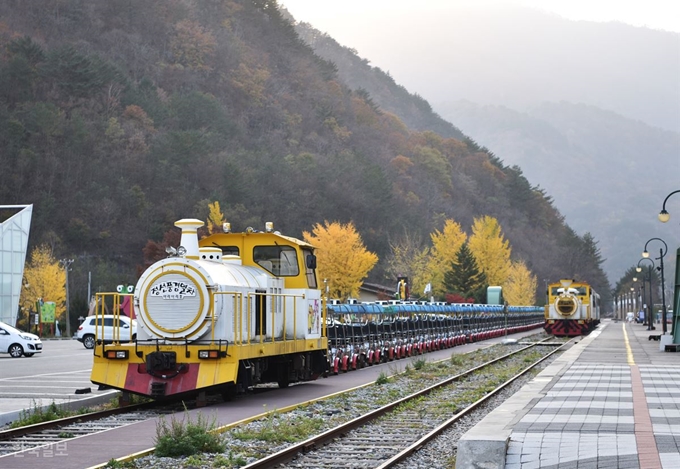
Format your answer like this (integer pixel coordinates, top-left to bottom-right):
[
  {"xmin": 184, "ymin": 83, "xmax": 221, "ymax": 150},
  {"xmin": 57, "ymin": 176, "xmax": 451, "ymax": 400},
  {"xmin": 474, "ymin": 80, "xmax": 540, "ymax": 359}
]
[
  {"xmin": 277, "ymin": 377, "xmax": 290, "ymax": 388},
  {"xmin": 221, "ymin": 384, "xmax": 237, "ymax": 402},
  {"xmin": 277, "ymin": 370, "xmax": 290, "ymax": 388}
]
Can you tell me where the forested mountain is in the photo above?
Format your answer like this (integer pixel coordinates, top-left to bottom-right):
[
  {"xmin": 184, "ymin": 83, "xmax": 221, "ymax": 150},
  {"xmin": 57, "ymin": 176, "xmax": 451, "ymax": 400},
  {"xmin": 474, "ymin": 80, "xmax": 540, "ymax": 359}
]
[{"xmin": 0, "ymin": 0, "xmax": 609, "ymax": 310}]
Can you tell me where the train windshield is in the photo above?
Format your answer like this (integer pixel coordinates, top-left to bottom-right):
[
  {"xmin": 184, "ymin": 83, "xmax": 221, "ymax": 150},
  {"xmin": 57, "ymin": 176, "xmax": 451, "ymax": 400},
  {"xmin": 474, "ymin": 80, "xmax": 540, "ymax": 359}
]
[
  {"xmin": 551, "ymin": 286, "xmax": 588, "ymax": 296},
  {"xmin": 253, "ymin": 245, "xmax": 300, "ymax": 276}
]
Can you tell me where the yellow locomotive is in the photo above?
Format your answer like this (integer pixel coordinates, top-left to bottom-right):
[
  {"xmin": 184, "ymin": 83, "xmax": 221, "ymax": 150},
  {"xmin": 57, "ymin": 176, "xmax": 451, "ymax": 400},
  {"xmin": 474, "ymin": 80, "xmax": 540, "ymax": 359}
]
[
  {"xmin": 89, "ymin": 219, "xmax": 327, "ymax": 399},
  {"xmin": 544, "ymin": 279, "xmax": 601, "ymax": 336}
]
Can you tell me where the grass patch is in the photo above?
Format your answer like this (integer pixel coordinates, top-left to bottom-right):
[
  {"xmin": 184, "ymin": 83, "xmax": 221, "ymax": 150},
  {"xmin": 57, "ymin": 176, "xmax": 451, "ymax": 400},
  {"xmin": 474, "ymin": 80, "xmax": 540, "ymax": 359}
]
[
  {"xmin": 231, "ymin": 411, "xmax": 325, "ymax": 444},
  {"xmin": 449, "ymin": 354, "xmax": 464, "ymax": 366},
  {"xmin": 10, "ymin": 400, "xmax": 73, "ymax": 428},
  {"xmin": 412, "ymin": 358, "xmax": 427, "ymax": 370},
  {"xmin": 213, "ymin": 452, "xmax": 248, "ymax": 467},
  {"xmin": 155, "ymin": 411, "xmax": 225, "ymax": 457},
  {"xmin": 103, "ymin": 459, "xmax": 136, "ymax": 469},
  {"xmin": 375, "ymin": 371, "xmax": 389, "ymax": 385}
]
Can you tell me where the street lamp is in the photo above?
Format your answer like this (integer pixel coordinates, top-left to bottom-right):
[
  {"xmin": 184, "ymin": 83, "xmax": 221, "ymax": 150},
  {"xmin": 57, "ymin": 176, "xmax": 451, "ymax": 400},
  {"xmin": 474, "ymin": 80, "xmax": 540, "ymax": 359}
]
[
  {"xmin": 642, "ymin": 238, "xmax": 668, "ymax": 334},
  {"xmin": 630, "ymin": 287, "xmax": 635, "ymax": 314},
  {"xmin": 59, "ymin": 258, "xmax": 74, "ymax": 339},
  {"xmin": 658, "ymin": 189, "xmax": 679, "ymax": 223},
  {"xmin": 632, "ymin": 276, "xmax": 638, "ymax": 317},
  {"xmin": 637, "ymin": 258, "xmax": 655, "ymax": 330}
]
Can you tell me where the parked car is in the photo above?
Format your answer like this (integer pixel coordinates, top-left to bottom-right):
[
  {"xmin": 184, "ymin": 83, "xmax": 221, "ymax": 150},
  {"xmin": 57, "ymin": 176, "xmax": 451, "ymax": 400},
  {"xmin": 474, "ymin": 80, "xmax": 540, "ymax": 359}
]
[
  {"xmin": 0, "ymin": 321, "xmax": 43, "ymax": 358},
  {"xmin": 76, "ymin": 315, "xmax": 137, "ymax": 349}
]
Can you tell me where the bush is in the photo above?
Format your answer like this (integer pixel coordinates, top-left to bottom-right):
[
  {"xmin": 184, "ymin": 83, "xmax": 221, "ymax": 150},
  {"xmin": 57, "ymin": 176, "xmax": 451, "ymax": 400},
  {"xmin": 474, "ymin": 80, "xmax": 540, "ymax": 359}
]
[
  {"xmin": 412, "ymin": 358, "xmax": 427, "ymax": 370},
  {"xmin": 154, "ymin": 411, "xmax": 225, "ymax": 457}
]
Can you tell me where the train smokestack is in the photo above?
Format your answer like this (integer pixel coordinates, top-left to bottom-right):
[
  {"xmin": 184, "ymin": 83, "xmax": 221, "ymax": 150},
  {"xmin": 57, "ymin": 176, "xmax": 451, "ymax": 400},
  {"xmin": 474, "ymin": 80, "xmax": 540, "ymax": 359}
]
[{"xmin": 174, "ymin": 219, "xmax": 204, "ymax": 259}]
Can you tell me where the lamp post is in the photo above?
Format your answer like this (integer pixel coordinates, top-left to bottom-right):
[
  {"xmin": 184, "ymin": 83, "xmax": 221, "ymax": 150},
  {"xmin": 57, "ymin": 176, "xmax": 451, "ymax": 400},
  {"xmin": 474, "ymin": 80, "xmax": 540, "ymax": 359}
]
[
  {"xmin": 637, "ymin": 258, "xmax": 655, "ymax": 329},
  {"xmin": 59, "ymin": 258, "xmax": 74, "ymax": 339},
  {"xmin": 631, "ymin": 286, "xmax": 636, "ymax": 315},
  {"xmin": 658, "ymin": 189, "xmax": 680, "ymax": 223},
  {"xmin": 643, "ymin": 238, "xmax": 667, "ymax": 334}
]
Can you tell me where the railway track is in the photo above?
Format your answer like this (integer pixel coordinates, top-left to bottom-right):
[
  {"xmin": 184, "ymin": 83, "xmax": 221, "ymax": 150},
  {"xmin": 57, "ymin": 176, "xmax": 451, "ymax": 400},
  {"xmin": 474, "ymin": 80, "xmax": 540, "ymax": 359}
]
[
  {"xmin": 0, "ymin": 402, "xmax": 161, "ymax": 456},
  {"xmin": 238, "ymin": 338, "xmax": 569, "ymax": 469},
  {"xmin": 0, "ymin": 392, "xmax": 222, "ymax": 459}
]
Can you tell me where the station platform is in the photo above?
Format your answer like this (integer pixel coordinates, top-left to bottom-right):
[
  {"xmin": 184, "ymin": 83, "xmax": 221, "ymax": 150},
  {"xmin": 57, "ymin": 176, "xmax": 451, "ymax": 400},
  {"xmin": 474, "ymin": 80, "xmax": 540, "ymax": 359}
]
[{"xmin": 457, "ymin": 318, "xmax": 680, "ymax": 469}]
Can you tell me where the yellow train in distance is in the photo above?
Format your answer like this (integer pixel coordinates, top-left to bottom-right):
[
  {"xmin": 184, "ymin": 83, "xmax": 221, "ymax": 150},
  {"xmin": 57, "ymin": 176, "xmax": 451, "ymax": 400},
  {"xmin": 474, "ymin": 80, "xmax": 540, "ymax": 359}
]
[
  {"xmin": 544, "ymin": 279, "xmax": 601, "ymax": 336},
  {"xmin": 89, "ymin": 219, "xmax": 328, "ymax": 400}
]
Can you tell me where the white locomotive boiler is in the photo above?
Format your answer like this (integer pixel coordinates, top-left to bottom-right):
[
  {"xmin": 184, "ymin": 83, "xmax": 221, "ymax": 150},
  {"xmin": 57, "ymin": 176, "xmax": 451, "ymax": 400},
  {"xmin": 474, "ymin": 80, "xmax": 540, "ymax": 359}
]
[{"xmin": 90, "ymin": 219, "xmax": 328, "ymax": 399}]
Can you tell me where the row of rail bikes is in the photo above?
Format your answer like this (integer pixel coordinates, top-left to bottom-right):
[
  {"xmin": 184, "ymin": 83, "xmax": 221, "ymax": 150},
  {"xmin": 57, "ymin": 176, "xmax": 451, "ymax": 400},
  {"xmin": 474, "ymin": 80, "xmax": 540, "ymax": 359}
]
[{"xmin": 326, "ymin": 301, "xmax": 544, "ymax": 374}]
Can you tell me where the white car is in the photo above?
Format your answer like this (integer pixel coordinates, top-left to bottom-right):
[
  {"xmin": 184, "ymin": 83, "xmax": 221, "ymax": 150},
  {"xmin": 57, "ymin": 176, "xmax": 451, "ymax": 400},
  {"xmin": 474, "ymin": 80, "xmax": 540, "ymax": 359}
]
[
  {"xmin": 0, "ymin": 321, "xmax": 43, "ymax": 358},
  {"xmin": 76, "ymin": 315, "xmax": 137, "ymax": 349}
]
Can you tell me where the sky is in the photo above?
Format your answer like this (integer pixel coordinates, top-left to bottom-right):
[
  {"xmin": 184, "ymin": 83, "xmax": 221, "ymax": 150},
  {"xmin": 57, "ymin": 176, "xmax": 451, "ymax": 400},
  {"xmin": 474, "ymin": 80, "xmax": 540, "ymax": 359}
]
[{"xmin": 279, "ymin": 0, "xmax": 680, "ymax": 35}]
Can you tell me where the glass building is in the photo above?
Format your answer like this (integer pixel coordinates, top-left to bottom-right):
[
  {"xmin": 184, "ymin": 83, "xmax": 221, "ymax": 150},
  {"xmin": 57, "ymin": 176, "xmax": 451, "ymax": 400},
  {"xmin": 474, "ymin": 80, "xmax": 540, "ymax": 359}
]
[{"xmin": 1, "ymin": 205, "xmax": 32, "ymax": 326}]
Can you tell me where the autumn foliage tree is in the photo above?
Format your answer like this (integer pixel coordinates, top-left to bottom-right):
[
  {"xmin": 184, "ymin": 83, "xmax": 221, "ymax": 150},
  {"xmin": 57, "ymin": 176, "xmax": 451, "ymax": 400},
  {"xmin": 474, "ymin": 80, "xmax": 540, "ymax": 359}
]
[
  {"xmin": 20, "ymin": 245, "xmax": 65, "ymax": 331},
  {"xmin": 426, "ymin": 219, "xmax": 467, "ymax": 297},
  {"xmin": 503, "ymin": 260, "xmax": 538, "ymax": 305},
  {"xmin": 468, "ymin": 215, "xmax": 512, "ymax": 287},
  {"xmin": 303, "ymin": 221, "xmax": 378, "ymax": 301},
  {"xmin": 170, "ymin": 20, "xmax": 217, "ymax": 71},
  {"xmin": 206, "ymin": 201, "xmax": 225, "ymax": 234}
]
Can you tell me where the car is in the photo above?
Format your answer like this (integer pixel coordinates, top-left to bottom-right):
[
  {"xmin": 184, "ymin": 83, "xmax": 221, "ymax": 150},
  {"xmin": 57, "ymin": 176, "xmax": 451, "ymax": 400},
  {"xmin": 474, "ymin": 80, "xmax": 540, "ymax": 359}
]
[
  {"xmin": 76, "ymin": 315, "xmax": 137, "ymax": 349},
  {"xmin": 0, "ymin": 321, "xmax": 43, "ymax": 358}
]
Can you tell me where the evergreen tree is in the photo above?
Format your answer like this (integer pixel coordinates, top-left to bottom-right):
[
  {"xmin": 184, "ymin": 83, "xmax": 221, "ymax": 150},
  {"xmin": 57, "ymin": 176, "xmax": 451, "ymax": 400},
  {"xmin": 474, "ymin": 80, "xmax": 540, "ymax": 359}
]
[{"xmin": 443, "ymin": 242, "xmax": 487, "ymax": 301}]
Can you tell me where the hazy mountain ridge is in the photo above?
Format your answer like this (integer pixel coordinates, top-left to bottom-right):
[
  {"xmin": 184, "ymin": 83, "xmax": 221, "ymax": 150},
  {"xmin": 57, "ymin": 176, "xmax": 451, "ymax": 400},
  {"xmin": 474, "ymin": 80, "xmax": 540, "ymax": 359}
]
[
  {"xmin": 288, "ymin": 6, "xmax": 679, "ymax": 283},
  {"xmin": 329, "ymin": 5, "xmax": 680, "ymax": 133},
  {"xmin": 440, "ymin": 100, "xmax": 680, "ymax": 279}
]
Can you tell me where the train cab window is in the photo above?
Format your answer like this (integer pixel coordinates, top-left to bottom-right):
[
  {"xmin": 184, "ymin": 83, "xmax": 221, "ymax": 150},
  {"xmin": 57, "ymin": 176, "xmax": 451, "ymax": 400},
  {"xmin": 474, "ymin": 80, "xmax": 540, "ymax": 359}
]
[
  {"xmin": 253, "ymin": 246, "xmax": 299, "ymax": 276},
  {"xmin": 303, "ymin": 248, "xmax": 317, "ymax": 288},
  {"xmin": 219, "ymin": 246, "xmax": 239, "ymax": 256}
]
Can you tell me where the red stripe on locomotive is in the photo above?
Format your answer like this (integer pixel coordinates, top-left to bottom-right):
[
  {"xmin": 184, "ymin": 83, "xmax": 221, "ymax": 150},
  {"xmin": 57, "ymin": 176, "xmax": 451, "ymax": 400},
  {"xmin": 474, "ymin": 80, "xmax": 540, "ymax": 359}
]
[{"xmin": 124, "ymin": 363, "xmax": 200, "ymax": 396}]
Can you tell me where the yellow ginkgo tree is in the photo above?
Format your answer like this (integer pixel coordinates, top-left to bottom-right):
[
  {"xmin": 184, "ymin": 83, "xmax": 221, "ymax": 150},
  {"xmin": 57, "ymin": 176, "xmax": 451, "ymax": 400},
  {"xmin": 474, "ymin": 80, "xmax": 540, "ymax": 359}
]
[
  {"xmin": 20, "ymin": 245, "xmax": 66, "ymax": 333},
  {"xmin": 503, "ymin": 260, "xmax": 538, "ymax": 306},
  {"xmin": 206, "ymin": 200, "xmax": 225, "ymax": 234},
  {"xmin": 303, "ymin": 221, "xmax": 378, "ymax": 301},
  {"xmin": 425, "ymin": 219, "xmax": 467, "ymax": 297},
  {"xmin": 468, "ymin": 215, "xmax": 511, "ymax": 287}
]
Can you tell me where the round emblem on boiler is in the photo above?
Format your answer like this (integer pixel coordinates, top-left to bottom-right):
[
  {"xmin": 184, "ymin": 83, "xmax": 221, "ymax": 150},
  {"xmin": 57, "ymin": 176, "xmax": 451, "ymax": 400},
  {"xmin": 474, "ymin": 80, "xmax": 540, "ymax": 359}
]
[
  {"xmin": 137, "ymin": 260, "xmax": 210, "ymax": 339},
  {"xmin": 149, "ymin": 280, "xmax": 197, "ymax": 300},
  {"xmin": 555, "ymin": 296, "xmax": 578, "ymax": 316}
]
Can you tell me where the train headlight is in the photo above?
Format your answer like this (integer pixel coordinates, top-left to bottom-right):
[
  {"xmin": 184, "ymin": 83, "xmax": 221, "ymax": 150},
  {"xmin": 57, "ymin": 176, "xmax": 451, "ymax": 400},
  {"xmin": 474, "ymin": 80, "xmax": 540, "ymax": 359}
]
[
  {"xmin": 105, "ymin": 350, "xmax": 129, "ymax": 359},
  {"xmin": 198, "ymin": 350, "xmax": 223, "ymax": 359}
]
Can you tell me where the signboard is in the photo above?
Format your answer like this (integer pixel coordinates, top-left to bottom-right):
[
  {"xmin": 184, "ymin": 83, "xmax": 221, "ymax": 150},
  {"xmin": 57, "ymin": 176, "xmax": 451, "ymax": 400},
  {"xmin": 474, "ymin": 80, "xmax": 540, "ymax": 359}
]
[{"xmin": 41, "ymin": 301, "xmax": 56, "ymax": 323}]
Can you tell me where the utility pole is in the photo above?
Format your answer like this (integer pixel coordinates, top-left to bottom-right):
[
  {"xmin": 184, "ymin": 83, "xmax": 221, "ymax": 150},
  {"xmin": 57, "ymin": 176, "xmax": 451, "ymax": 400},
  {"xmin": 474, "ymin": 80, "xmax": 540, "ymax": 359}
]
[{"xmin": 60, "ymin": 259, "xmax": 74, "ymax": 338}]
